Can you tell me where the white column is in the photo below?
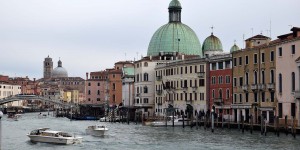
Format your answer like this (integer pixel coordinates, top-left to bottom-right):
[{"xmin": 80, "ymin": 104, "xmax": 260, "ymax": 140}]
[
  {"xmin": 237, "ymin": 109, "xmax": 240, "ymax": 122},
  {"xmin": 267, "ymin": 111, "xmax": 270, "ymax": 122}
]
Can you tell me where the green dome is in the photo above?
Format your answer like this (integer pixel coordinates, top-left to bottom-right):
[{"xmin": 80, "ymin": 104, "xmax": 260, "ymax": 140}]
[
  {"xmin": 230, "ymin": 44, "xmax": 240, "ymax": 53},
  {"xmin": 147, "ymin": 23, "xmax": 202, "ymax": 56},
  {"xmin": 169, "ymin": 0, "xmax": 182, "ymax": 9},
  {"xmin": 202, "ymin": 33, "xmax": 223, "ymax": 52}
]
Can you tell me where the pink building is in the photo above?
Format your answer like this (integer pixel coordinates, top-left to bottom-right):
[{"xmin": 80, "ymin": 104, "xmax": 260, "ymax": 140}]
[
  {"xmin": 276, "ymin": 27, "xmax": 300, "ymax": 126},
  {"xmin": 84, "ymin": 71, "xmax": 107, "ymax": 105}
]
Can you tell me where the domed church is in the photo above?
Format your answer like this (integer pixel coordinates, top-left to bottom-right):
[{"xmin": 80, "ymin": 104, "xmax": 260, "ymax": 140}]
[
  {"xmin": 43, "ymin": 56, "xmax": 68, "ymax": 79},
  {"xmin": 202, "ymin": 33, "xmax": 223, "ymax": 57},
  {"xmin": 147, "ymin": 0, "xmax": 202, "ymax": 57},
  {"xmin": 51, "ymin": 59, "xmax": 68, "ymax": 78}
]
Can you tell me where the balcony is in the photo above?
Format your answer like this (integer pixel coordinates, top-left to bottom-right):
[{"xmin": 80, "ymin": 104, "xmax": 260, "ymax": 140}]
[
  {"xmin": 136, "ymin": 93, "xmax": 140, "ymax": 97},
  {"xmin": 156, "ymin": 76, "xmax": 162, "ymax": 81},
  {"xmin": 197, "ymin": 72, "xmax": 205, "ymax": 78},
  {"xmin": 295, "ymin": 91, "xmax": 300, "ymax": 99},
  {"xmin": 156, "ymin": 90, "xmax": 163, "ymax": 95},
  {"xmin": 258, "ymin": 84, "xmax": 265, "ymax": 91},
  {"xmin": 192, "ymin": 86, "xmax": 198, "ymax": 92},
  {"xmin": 157, "ymin": 102, "xmax": 162, "ymax": 105},
  {"xmin": 267, "ymin": 83, "xmax": 275, "ymax": 91},
  {"xmin": 213, "ymin": 98, "xmax": 222, "ymax": 103},
  {"xmin": 242, "ymin": 85, "xmax": 248, "ymax": 91},
  {"xmin": 181, "ymin": 87, "xmax": 188, "ymax": 91},
  {"xmin": 251, "ymin": 84, "xmax": 258, "ymax": 91},
  {"xmin": 185, "ymin": 99, "xmax": 192, "ymax": 104}
]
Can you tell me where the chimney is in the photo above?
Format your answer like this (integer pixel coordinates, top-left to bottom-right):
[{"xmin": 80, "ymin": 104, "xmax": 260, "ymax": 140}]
[
  {"xmin": 86, "ymin": 72, "xmax": 89, "ymax": 80},
  {"xmin": 33, "ymin": 78, "xmax": 36, "ymax": 82}
]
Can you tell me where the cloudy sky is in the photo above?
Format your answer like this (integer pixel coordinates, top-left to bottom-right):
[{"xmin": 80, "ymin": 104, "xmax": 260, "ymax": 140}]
[{"xmin": 0, "ymin": 0, "xmax": 299, "ymax": 79}]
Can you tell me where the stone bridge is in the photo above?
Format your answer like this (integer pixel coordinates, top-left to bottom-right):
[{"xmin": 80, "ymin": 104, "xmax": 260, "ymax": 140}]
[{"xmin": 0, "ymin": 95, "xmax": 78, "ymax": 108}]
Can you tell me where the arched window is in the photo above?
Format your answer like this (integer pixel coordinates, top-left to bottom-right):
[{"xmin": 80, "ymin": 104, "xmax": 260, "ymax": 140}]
[
  {"xmin": 292, "ymin": 72, "xmax": 295, "ymax": 91},
  {"xmin": 113, "ymin": 83, "xmax": 116, "ymax": 90},
  {"xmin": 144, "ymin": 62, "xmax": 148, "ymax": 67},
  {"xmin": 270, "ymin": 70, "xmax": 274, "ymax": 83},
  {"xmin": 261, "ymin": 70, "xmax": 265, "ymax": 84},
  {"xmin": 279, "ymin": 73, "xmax": 282, "ymax": 93},
  {"xmin": 245, "ymin": 72, "xmax": 249, "ymax": 85},
  {"xmin": 226, "ymin": 89, "xmax": 230, "ymax": 99},
  {"xmin": 144, "ymin": 86, "xmax": 148, "ymax": 93},
  {"xmin": 254, "ymin": 71, "xmax": 258, "ymax": 84},
  {"xmin": 144, "ymin": 73, "xmax": 149, "ymax": 81},
  {"xmin": 88, "ymin": 90, "xmax": 91, "ymax": 95},
  {"xmin": 97, "ymin": 83, "xmax": 100, "ymax": 86},
  {"xmin": 219, "ymin": 89, "xmax": 222, "ymax": 99},
  {"xmin": 97, "ymin": 90, "xmax": 100, "ymax": 95},
  {"xmin": 88, "ymin": 82, "xmax": 91, "ymax": 86}
]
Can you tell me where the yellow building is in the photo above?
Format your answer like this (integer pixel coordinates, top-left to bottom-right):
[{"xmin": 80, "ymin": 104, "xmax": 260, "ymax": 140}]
[{"xmin": 63, "ymin": 90, "xmax": 79, "ymax": 104}]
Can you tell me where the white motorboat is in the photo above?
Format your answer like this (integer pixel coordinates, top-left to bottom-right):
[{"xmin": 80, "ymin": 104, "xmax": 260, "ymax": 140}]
[
  {"xmin": 27, "ymin": 128, "xmax": 83, "ymax": 144},
  {"xmin": 85, "ymin": 125, "xmax": 108, "ymax": 136},
  {"xmin": 151, "ymin": 116, "xmax": 191, "ymax": 127},
  {"xmin": 14, "ymin": 114, "xmax": 22, "ymax": 121}
]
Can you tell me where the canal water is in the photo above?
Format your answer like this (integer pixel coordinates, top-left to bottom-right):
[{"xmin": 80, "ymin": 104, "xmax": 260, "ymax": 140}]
[{"xmin": 0, "ymin": 112, "xmax": 299, "ymax": 150}]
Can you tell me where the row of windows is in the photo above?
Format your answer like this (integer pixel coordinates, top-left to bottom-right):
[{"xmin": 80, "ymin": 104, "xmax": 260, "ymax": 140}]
[
  {"xmin": 159, "ymin": 92, "xmax": 205, "ymax": 101},
  {"xmin": 233, "ymin": 92, "xmax": 275, "ymax": 103},
  {"xmin": 278, "ymin": 45, "xmax": 296, "ymax": 57},
  {"xmin": 136, "ymin": 86, "xmax": 148, "ymax": 94},
  {"xmin": 136, "ymin": 73, "xmax": 148, "ymax": 82},
  {"xmin": 278, "ymin": 72, "xmax": 296, "ymax": 93},
  {"xmin": 156, "ymin": 65, "xmax": 205, "ymax": 76},
  {"xmin": 136, "ymin": 62, "xmax": 148, "ymax": 68},
  {"xmin": 155, "ymin": 79, "xmax": 205, "ymax": 90},
  {"xmin": 211, "ymin": 89, "xmax": 230, "ymax": 99},
  {"xmin": 0, "ymin": 85, "xmax": 19, "ymax": 89},
  {"xmin": 0, "ymin": 91, "xmax": 13, "ymax": 97},
  {"xmin": 87, "ymin": 90, "xmax": 102, "ymax": 95},
  {"xmin": 233, "ymin": 70, "xmax": 275, "ymax": 86},
  {"xmin": 233, "ymin": 51, "xmax": 274, "ymax": 67},
  {"xmin": 211, "ymin": 76, "xmax": 231, "ymax": 84},
  {"xmin": 135, "ymin": 98, "xmax": 149, "ymax": 104},
  {"xmin": 87, "ymin": 98, "xmax": 101, "ymax": 101},
  {"xmin": 62, "ymin": 81, "xmax": 83, "ymax": 85},
  {"xmin": 211, "ymin": 60, "xmax": 231, "ymax": 70}
]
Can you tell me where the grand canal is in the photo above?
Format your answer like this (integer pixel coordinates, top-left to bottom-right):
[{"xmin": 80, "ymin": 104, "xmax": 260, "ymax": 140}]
[{"xmin": 0, "ymin": 112, "xmax": 299, "ymax": 150}]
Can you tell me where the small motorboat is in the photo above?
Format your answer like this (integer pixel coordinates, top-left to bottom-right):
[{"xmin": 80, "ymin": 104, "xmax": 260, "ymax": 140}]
[
  {"xmin": 85, "ymin": 125, "xmax": 108, "ymax": 136},
  {"xmin": 151, "ymin": 116, "xmax": 191, "ymax": 127},
  {"xmin": 14, "ymin": 114, "xmax": 22, "ymax": 121},
  {"xmin": 27, "ymin": 128, "xmax": 82, "ymax": 144}
]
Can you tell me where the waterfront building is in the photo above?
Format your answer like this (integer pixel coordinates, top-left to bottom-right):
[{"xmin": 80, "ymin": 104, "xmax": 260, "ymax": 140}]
[
  {"xmin": 121, "ymin": 65, "xmax": 135, "ymax": 108},
  {"xmin": 276, "ymin": 27, "xmax": 300, "ymax": 126},
  {"xmin": 155, "ymin": 55, "xmax": 207, "ymax": 117},
  {"xmin": 232, "ymin": 34, "xmax": 277, "ymax": 124},
  {"xmin": 0, "ymin": 82, "xmax": 21, "ymax": 107},
  {"xmin": 85, "ymin": 71, "xmax": 107, "ymax": 105},
  {"xmin": 209, "ymin": 53, "xmax": 233, "ymax": 121}
]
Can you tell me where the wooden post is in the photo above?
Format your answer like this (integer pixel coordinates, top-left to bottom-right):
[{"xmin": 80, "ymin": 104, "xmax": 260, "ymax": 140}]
[
  {"xmin": 277, "ymin": 116, "xmax": 280, "ymax": 137},
  {"xmin": 242, "ymin": 115, "xmax": 244, "ymax": 133},
  {"xmin": 264, "ymin": 118, "xmax": 267, "ymax": 136},
  {"xmin": 212, "ymin": 111, "xmax": 214, "ymax": 133},
  {"xmin": 196, "ymin": 111, "xmax": 199, "ymax": 130},
  {"xmin": 292, "ymin": 116, "xmax": 296, "ymax": 138},
  {"xmin": 204, "ymin": 115, "xmax": 207, "ymax": 130},
  {"xmin": 127, "ymin": 108, "xmax": 129, "ymax": 125},
  {"xmin": 261, "ymin": 114, "xmax": 263, "ymax": 135},
  {"xmin": 250, "ymin": 115, "xmax": 253, "ymax": 134},
  {"xmin": 285, "ymin": 115, "xmax": 288, "ymax": 136},
  {"xmin": 172, "ymin": 111, "xmax": 175, "ymax": 127},
  {"xmin": 182, "ymin": 114, "xmax": 185, "ymax": 128}
]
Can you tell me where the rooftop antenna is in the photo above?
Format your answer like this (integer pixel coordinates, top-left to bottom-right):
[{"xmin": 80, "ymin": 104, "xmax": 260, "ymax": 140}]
[
  {"xmin": 242, "ymin": 34, "xmax": 245, "ymax": 49},
  {"xmin": 269, "ymin": 20, "xmax": 272, "ymax": 38},
  {"xmin": 265, "ymin": 30, "xmax": 270, "ymax": 37}
]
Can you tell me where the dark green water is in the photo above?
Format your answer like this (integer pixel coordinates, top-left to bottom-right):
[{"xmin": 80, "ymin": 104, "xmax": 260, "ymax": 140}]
[{"xmin": 0, "ymin": 112, "xmax": 299, "ymax": 150}]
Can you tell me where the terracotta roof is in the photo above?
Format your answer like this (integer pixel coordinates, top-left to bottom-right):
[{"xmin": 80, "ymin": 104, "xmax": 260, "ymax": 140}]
[
  {"xmin": 246, "ymin": 34, "xmax": 270, "ymax": 41},
  {"xmin": 295, "ymin": 57, "xmax": 300, "ymax": 62}
]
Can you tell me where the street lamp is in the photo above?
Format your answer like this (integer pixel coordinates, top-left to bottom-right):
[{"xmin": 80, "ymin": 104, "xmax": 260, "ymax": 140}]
[{"xmin": 0, "ymin": 110, "xmax": 3, "ymax": 148}]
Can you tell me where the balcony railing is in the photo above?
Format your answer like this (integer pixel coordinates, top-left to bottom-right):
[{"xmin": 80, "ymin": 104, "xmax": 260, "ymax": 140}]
[
  {"xmin": 258, "ymin": 84, "xmax": 265, "ymax": 91},
  {"xmin": 251, "ymin": 84, "xmax": 258, "ymax": 90},
  {"xmin": 267, "ymin": 83, "xmax": 275, "ymax": 91},
  {"xmin": 295, "ymin": 91, "xmax": 300, "ymax": 99},
  {"xmin": 156, "ymin": 90, "xmax": 163, "ymax": 95},
  {"xmin": 242, "ymin": 85, "xmax": 248, "ymax": 91},
  {"xmin": 157, "ymin": 102, "xmax": 162, "ymax": 105},
  {"xmin": 156, "ymin": 76, "xmax": 162, "ymax": 81},
  {"xmin": 213, "ymin": 98, "xmax": 222, "ymax": 103},
  {"xmin": 192, "ymin": 86, "xmax": 198, "ymax": 92},
  {"xmin": 197, "ymin": 72, "xmax": 205, "ymax": 78},
  {"xmin": 181, "ymin": 87, "xmax": 188, "ymax": 91}
]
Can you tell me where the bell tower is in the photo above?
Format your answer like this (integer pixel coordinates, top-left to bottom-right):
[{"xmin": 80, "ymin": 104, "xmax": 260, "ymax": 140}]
[{"xmin": 43, "ymin": 55, "xmax": 53, "ymax": 79}]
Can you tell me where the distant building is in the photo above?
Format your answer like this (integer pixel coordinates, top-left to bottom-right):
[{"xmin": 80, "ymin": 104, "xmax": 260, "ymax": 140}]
[{"xmin": 0, "ymin": 82, "xmax": 21, "ymax": 107}]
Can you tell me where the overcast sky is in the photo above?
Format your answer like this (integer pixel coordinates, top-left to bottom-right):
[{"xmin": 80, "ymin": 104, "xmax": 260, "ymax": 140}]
[{"xmin": 0, "ymin": 0, "xmax": 299, "ymax": 79}]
